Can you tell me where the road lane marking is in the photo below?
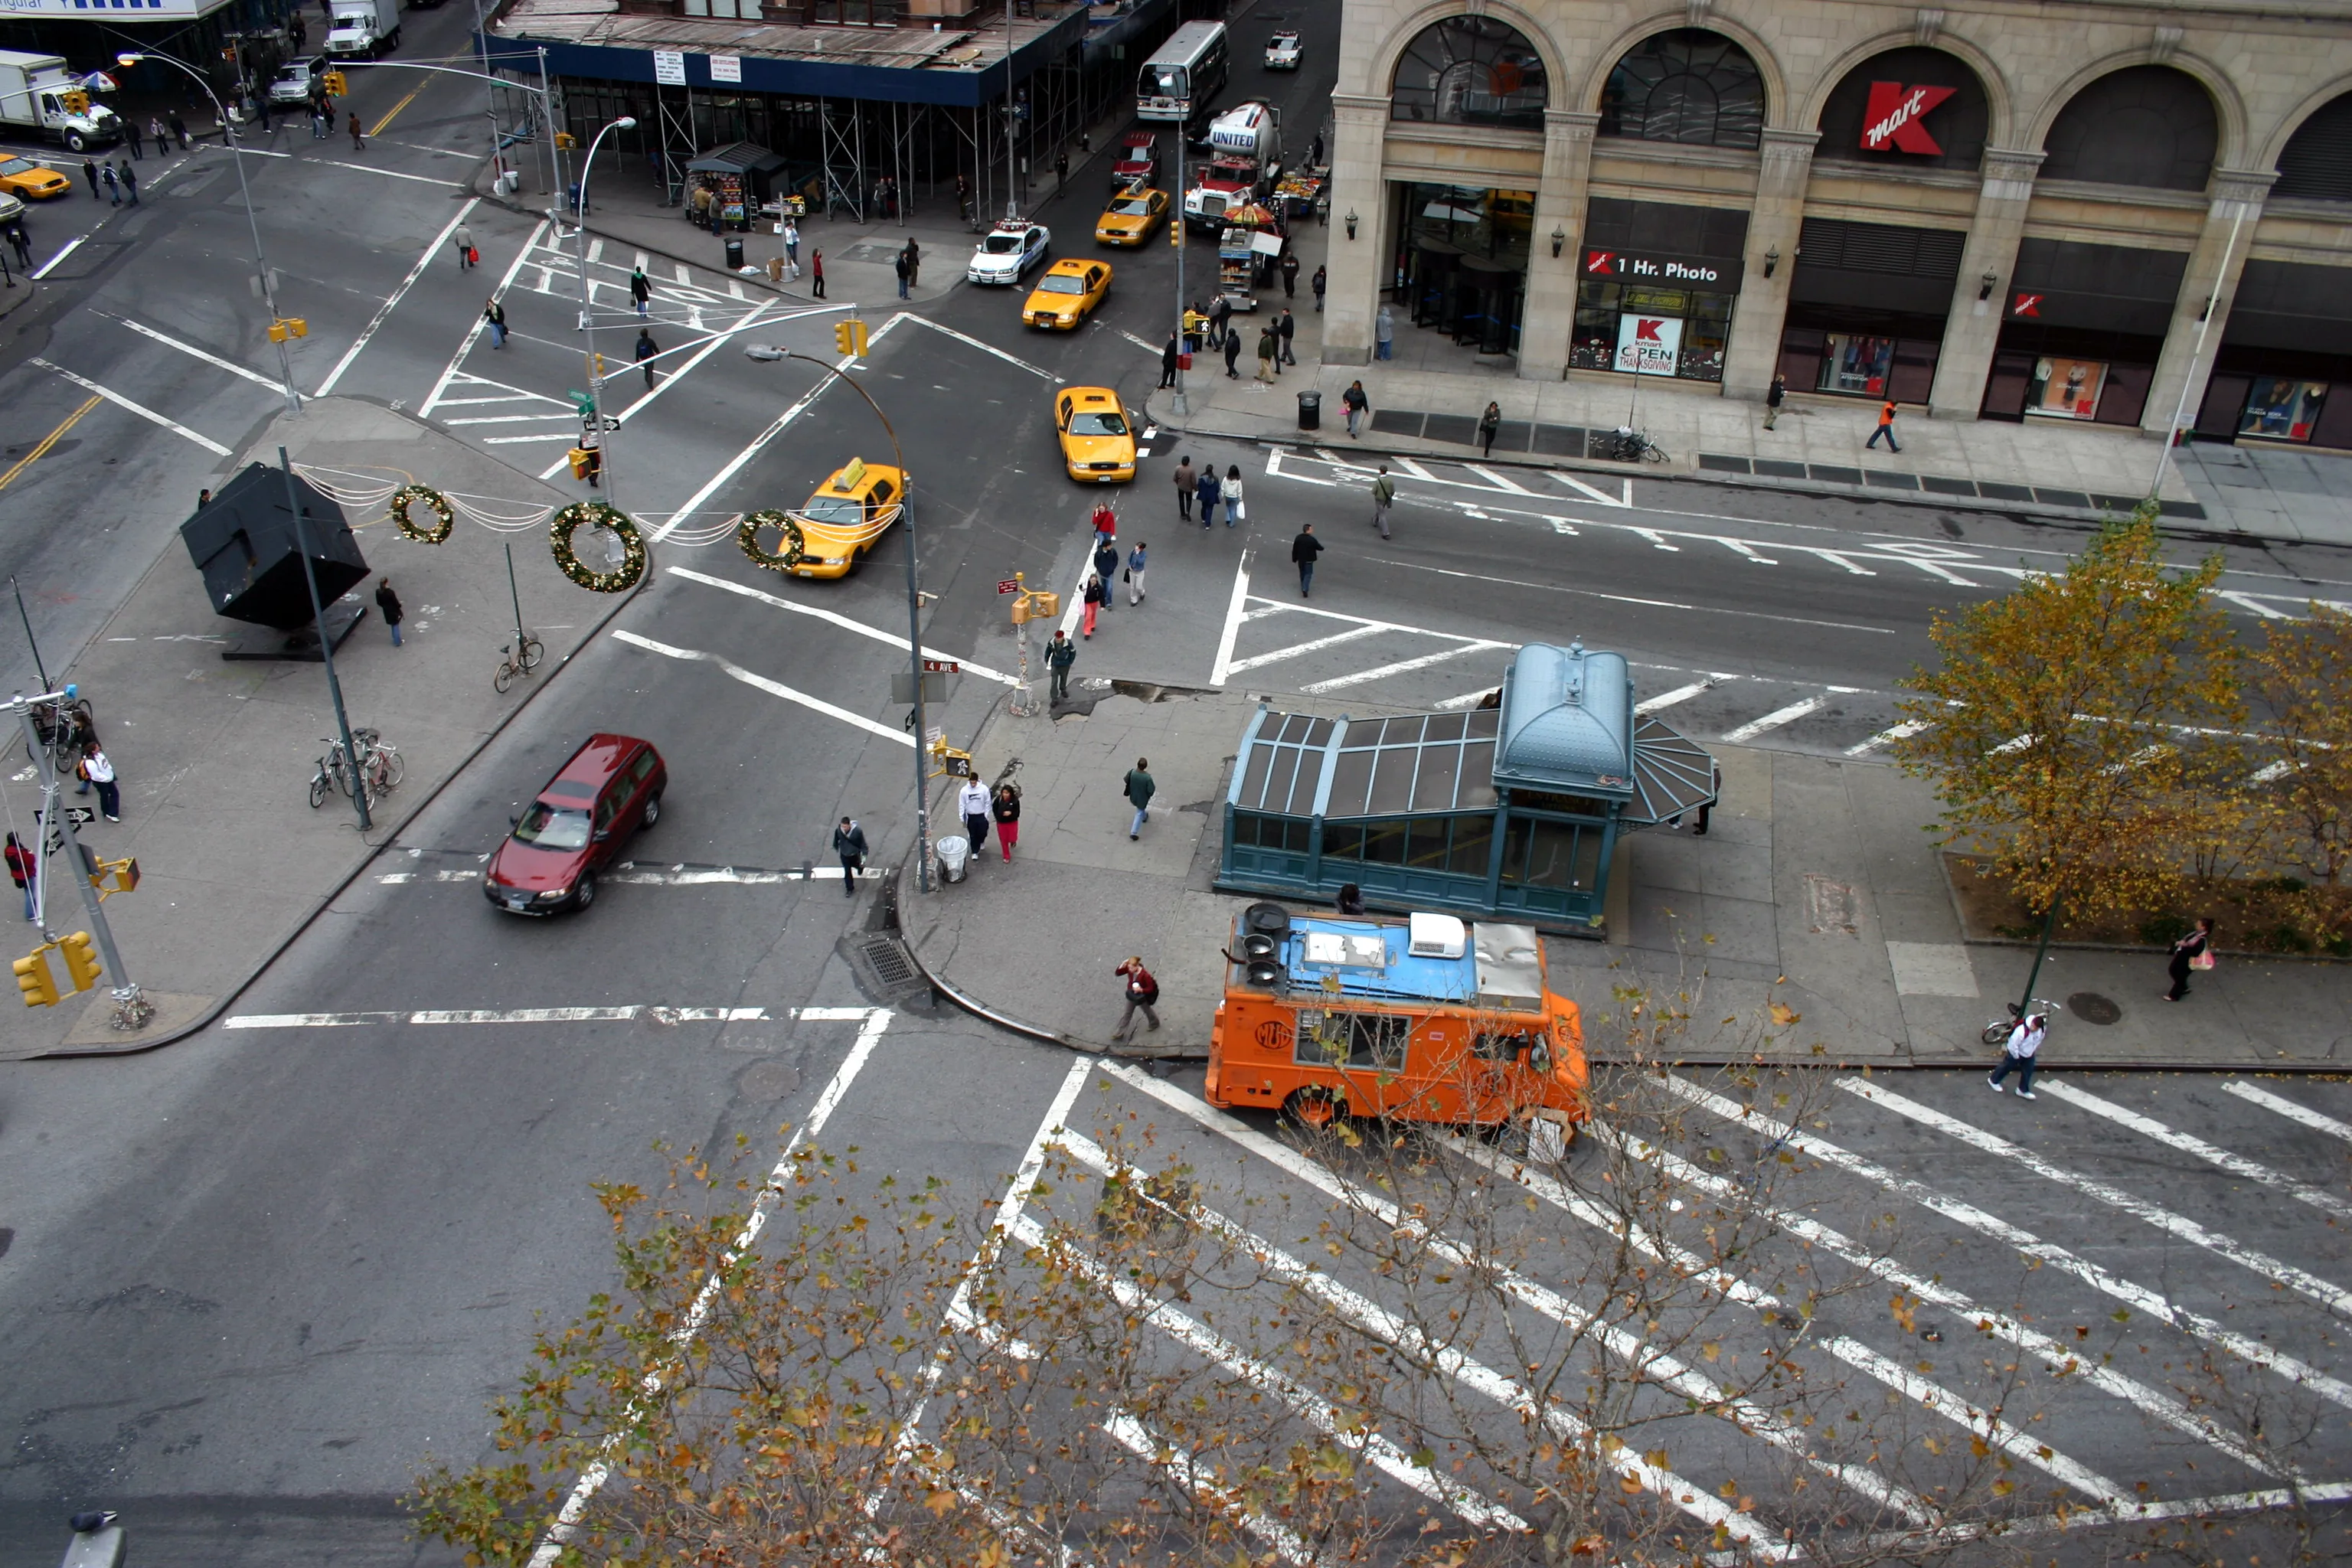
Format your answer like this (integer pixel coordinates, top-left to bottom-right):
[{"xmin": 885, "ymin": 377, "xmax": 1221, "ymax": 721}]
[
  {"xmin": 612, "ymin": 629, "xmax": 913, "ymax": 745},
  {"xmin": 313, "ymin": 158, "xmax": 462, "ymax": 188},
  {"xmin": 611, "ymin": 299, "xmax": 775, "ymax": 427},
  {"xmin": 96, "ymin": 312, "xmax": 284, "ymax": 390},
  {"xmin": 30, "ymin": 234, "xmax": 84, "ymax": 279},
  {"xmin": 1364, "ymin": 557, "xmax": 1899, "ymax": 635},
  {"xmin": 365, "ymin": 78, "xmax": 427, "ymax": 133},
  {"xmin": 1300, "ymin": 641, "xmax": 1504, "ymax": 693},
  {"xmin": 417, "ymin": 217, "xmax": 551, "ymax": 418},
  {"xmin": 1630, "ymin": 527, "xmax": 1680, "ymax": 550},
  {"xmin": 1207, "ymin": 552, "xmax": 1252, "ymax": 686},
  {"xmin": 2225, "ymin": 1081, "xmax": 2352, "ymax": 1142},
  {"xmin": 1843, "ymin": 1078, "xmax": 2352, "ymax": 1319},
  {"xmin": 1846, "ymin": 719, "xmax": 1928, "ymax": 756},
  {"xmin": 1668, "ymin": 1075, "xmax": 2352, "ymax": 1410},
  {"xmin": 1635, "ymin": 678, "xmax": 1720, "ymax": 714},
  {"xmin": 1463, "ymin": 462, "xmax": 1533, "ymax": 493},
  {"xmin": 28, "ymin": 360, "xmax": 230, "ymax": 454},
  {"xmin": 377, "ymin": 864, "xmax": 880, "ymax": 885},
  {"xmin": 665, "ymin": 565, "xmax": 1014, "ymax": 684},
  {"xmin": 1550, "ymin": 469, "xmax": 1631, "ymax": 506},
  {"xmin": 316, "ymin": 196, "xmax": 482, "ymax": 396},
  {"xmin": 444, "ymin": 412, "xmax": 581, "ymax": 426},
  {"xmin": 528, "ymin": 1007, "xmax": 892, "ymax": 1568},
  {"xmin": 2036, "ymin": 1080, "xmax": 2352, "ymax": 1222},
  {"xmin": 1219, "ymin": 621, "xmax": 1386, "ymax": 675},
  {"xmin": 1720, "ymin": 695, "xmax": 1825, "ymax": 742},
  {"xmin": 0, "ymin": 395, "xmax": 100, "ymax": 494},
  {"xmin": 1720, "ymin": 538, "xmax": 1778, "ymax": 565},
  {"xmin": 900, "ymin": 313, "xmax": 1057, "ymax": 380},
  {"xmin": 224, "ymin": 1004, "xmax": 883, "ymax": 1027},
  {"xmin": 480, "ymin": 433, "xmax": 580, "ymax": 445}
]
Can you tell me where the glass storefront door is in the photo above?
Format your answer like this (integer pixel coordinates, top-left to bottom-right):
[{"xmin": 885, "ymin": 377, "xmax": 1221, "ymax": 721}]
[{"xmin": 1393, "ymin": 183, "xmax": 1531, "ymax": 357}]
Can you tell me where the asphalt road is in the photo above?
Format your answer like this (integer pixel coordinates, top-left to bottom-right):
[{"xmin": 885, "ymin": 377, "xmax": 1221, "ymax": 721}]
[{"xmin": 2, "ymin": 2, "xmax": 2350, "ymax": 1560}]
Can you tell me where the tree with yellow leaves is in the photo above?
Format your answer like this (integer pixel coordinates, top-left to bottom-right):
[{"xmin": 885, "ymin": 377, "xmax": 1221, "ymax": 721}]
[{"xmin": 2246, "ymin": 605, "xmax": 2352, "ymax": 940}]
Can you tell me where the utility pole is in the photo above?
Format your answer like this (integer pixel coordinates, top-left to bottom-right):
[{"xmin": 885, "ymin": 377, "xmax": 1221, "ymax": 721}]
[
  {"xmin": 280, "ymin": 448, "xmax": 370, "ymax": 831},
  {"xmin": 12, "ymin": 694, "xmax": 149, "ymax": 1030},
  {"xmin": 1172, "ymin": 125, "xmax": 1188, "ymax": 420}
]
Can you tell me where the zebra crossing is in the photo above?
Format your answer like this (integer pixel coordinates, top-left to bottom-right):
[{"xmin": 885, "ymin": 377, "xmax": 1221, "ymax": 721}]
[{"xmin": 966, "ymin": 1059, "xmax": 2352, "ymax": 1559}]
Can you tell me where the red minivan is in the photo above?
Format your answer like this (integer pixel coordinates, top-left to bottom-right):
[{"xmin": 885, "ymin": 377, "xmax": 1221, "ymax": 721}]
[{"xmin": 484, "ymin": 734, "xmax": 667, "ymax": 916}]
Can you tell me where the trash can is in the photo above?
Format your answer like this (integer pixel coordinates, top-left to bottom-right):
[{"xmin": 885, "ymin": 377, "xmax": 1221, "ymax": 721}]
[
  {"xmin": 724, "ymin": 236, "xmax": 745, "ymax": 271},
  {"xmin": 936, "ymin": 834, "xmax": 969, "ymax": 884},
  {"xmin": 1297, "ymin": 390, "xmax": 1321, "ymax": 431}
]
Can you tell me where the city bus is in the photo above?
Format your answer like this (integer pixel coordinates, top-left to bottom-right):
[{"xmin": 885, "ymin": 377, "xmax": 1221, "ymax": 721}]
[{"xmin": 1136, "ymin": 20, "xmax": 1229, "ymax": 125}]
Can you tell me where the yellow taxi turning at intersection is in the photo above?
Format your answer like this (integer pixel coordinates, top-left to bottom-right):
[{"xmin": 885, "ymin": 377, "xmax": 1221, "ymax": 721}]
[
  {"xmin": 743, "ymin": 457, "xmax": 906, "ymax": 580},
  {"xmin": 1024, "ymin": 257, "xmax": 1110, "ymax": 329},
  {"xmin": 1055, "ymin": 387, "xmax": 1138, "ymax": 483},
  {"xmin": 1094, "ymin": 186, "xmax": 1169, "ymax": 247},
  {"xmin": 0, "ymin": 155, "xmax": 70, "ymax": 200}
]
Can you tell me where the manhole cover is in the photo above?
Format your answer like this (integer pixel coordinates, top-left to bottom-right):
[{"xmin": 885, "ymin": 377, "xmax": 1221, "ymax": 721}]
[
  {"xmin": 2067, "ymin": 991, "xmax": 2122, "ymax": 1025},
  {"xmin": 740, "ymin": 1060, "xmax": 801, "ymax": 1102}
]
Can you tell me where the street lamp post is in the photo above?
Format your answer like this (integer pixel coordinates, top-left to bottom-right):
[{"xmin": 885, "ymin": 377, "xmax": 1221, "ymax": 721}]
[
  {"xmin": 117, "ymin": 51, "xmax": 301, "ymax": 414},
  {"xmin": 571, "ymin": 115, "xmax": 637, "ymax": 506}
]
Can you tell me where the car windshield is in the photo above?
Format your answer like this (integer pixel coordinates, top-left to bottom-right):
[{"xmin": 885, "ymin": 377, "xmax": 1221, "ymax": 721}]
[
  {"xmin": 514, "ymin": 802, "xmax": 591, "ymax": 851},
  {"xmin": 1109, "ymin": 198, "xmax": 1152, "ymax": 214},
  {"xmin": 982, "ymin": 234, "xmax": 1024, "ymax": 254},
  {"xmin": 1070, "ymin": 410, "xmax": 1129, "ymax": 437},
  {"xmin": 1037, "ymin": 274, "xmax": 1086, "ymax": 295},
  {"xmin": 0, "ymin": 160, "xmax": 34, "ymax": 175},
  {"xmin": 803, "ymin": 495, "xmax": 866, "ymax": 527}
]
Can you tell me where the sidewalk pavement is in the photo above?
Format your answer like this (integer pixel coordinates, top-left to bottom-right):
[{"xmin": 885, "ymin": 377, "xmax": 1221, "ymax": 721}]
[
  {"xmin": 1, "ymin": 399, "xmax": 631, "ymax": 1060},
  {"xmin": 899, "ymin": 684, "xmax": 2352, "ymax": 1070}
]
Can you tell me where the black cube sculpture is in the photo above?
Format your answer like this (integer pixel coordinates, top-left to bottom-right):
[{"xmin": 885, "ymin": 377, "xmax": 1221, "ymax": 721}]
[{"xmin": 181, "ymin": 462, "xmax": 371, "ymax": 660}]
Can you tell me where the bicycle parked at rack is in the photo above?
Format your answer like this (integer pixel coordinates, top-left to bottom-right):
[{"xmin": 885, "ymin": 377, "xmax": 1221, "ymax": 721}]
[
  {"xmin": 1981, "ymin": 996, "xmax": 2060, "ymax": 1047},
  {"xmin": 1596, "ymin": 426, "xmax": 1668, "ymax": 464},
  {"xmin": 308, "ymin": 729, "xmax": 403, "ymax": 808},
  {"xmin": 24, "ymin": 691, "xmax": 94, "ymax": 773},
  {"xmin": 492, "ymin": 635, "xmax": 545, "ymax": 694}
]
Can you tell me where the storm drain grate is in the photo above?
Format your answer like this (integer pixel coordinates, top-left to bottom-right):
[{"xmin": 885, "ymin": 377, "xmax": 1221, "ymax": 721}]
[{"xmin": 845, "ymin": 931, "xmax": 929, "ymax": 1004}]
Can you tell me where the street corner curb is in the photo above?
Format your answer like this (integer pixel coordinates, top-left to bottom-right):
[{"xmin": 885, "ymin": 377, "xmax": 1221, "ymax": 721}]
[
  {"xmin": 38, "ymin": 537, "xmax": 661, "ymax": 1060},
  {"xmin": 0, "ymin": 276, "xmax": 39, "ymax": 326},
  {"xmin": 887, "ymin": 852, "xmax": 1204, "ymax": 1063}
]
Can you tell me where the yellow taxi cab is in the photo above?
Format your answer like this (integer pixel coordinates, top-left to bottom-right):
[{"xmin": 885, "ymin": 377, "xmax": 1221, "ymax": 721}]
[
  {"xmin": 1055, "ymin": 387, "xmax": 1138, "ymax": 483},
  {"xmin": 1094, "ymin": 186, "xmax": 1168, "ymax": 247},
  {"xmin": 785, "ymin": 457, "xmax": 906, "ymax": 578},
  {"xmin": 0, "ymin": 155, "xmax": 71, "ymax": 200},
  {"xmin": 1023, "ymin": 256, "xmax": 1110, "ymax": 329}
]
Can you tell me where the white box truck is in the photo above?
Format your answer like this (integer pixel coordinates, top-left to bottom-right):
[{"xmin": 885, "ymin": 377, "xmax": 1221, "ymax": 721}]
[
  {"xmin": 324, "ymin": 0, "xmax": 401, "ymax": 62},
  {"xmin": 0, "ymin": 51, "xmax": 121, "ymax": 152}
]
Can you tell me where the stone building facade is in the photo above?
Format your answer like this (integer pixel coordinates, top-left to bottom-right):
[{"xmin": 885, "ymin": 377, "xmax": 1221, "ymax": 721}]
[{"xmin": 1322, "ymin": 0, "xmax": 2352, "ymax": 446}]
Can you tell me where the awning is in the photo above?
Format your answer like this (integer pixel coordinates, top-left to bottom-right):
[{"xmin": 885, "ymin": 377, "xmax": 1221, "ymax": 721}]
[
  {"xmin": 1624, "ymin": 714, "xmax": 1719, "ymax": 826},
  {"xmin": 687, "ymin": 142, "xmax": 788, "ymax": 178}
]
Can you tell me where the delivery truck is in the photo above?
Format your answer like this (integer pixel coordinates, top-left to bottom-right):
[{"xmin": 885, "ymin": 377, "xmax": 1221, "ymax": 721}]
[
  {"xmin": 323, "ymin": 0, "xmax": 401, "ymax": 62},
  {"xmin": 0, "ymin": 51, "xmax": 121, "ymax": 152}
]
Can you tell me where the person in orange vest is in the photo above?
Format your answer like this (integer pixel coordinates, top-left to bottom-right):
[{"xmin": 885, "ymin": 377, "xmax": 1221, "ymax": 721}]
[{"xmin": 1867, "ymin": 397, "xmax": 1901, "ymax": 452}]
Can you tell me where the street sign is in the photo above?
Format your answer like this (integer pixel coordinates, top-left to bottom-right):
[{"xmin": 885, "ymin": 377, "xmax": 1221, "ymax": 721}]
[
  {"xmin": 891, "ymin": 671, "xmax": 949, "ymax": 704},
  {"xmin": 998, "ymin": 578, "xmax": 1021, "ymax": 595},
  {"xmin": 921, "ymin": 658, "xmax": 959, "ymax": 673},
  {"xmin": 925, "ymin": 727, "xmax": 943, "ymax": 746},
  {"xmin": 64, "ymin": 808, "xmax": 93, "ymax": 825}
]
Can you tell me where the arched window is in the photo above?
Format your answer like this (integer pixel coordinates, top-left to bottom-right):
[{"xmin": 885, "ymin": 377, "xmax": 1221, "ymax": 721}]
[
  {"xmin": 1390, "ymin": 16, "xmax": 1548, "ymax": 131},
  {"xmin": 1815, "ymin": 47, "xmax": 1989, "ymax": 171},
  {"xmin": 1599, "ymin": 28, "xmax": 1764, "ymax": 149},
  {"xmin": 2274, "ymin": 92, "xmax": 2352, "ymax": 202},
  {"xmin": 2040, "ymin": 66, "xmax": 2216, "ymax": 190}
]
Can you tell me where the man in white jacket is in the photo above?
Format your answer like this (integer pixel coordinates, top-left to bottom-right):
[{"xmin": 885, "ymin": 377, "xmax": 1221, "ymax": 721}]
[
  {"xmin": 956, "ymin": 776, "xmax": 991, "ymax": 861},
  {"xmin": 1988, "ymin": 1013, "xmax": 2047, "ymax": 1099}
]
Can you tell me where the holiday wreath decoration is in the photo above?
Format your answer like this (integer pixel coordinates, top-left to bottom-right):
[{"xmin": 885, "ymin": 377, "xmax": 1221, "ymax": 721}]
[
  {"xmin": 550, "ymin": 501, "xmax": 648, "ymax": 593},
  {"xmin": 736, "ymin": 508, "xmax": 808, "ymax": 573},
  {"xmin": 390, "ymin": 484, "xmax": 455, "ymax": 544}
]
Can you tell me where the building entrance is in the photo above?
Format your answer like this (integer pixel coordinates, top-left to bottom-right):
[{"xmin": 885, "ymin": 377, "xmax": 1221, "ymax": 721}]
[{"xmin": 1391, "ymin": 183, "xmax": 1531, "ymax": 356}]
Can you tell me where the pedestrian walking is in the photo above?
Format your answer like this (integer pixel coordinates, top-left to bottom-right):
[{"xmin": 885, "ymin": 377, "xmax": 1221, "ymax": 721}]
[
  {"xmin": 2164, "ymin": 916, "xmax": 2216, "ymax": 1001},
  {"xmin": 1195, "ymin": 466, "xmax": 1220, "ymax": 531},
  {"xmin": 1210, "ymin": 296, "xmax": 1231, "ymax": 351},
  {"xmin": 455, "ymin": 224, "xmax": 475, "ymax": 270},
  {"xmin": 1341, "ymin": 379, "xmax": 1369, "ymax": 439},
  {"xmin": 1866, "ymin": 397, "xmax": 1900, "ymax": 452},
  {"xmin": 6, "ymin": 830, "xmax": 34, "ymax": 920},
  {"xmin": 255, "ymin": 96, "xmax": 272, "ymax": 136},
  {"xmin": 119, "ymin": 162, "xmax": 136, "ymax": 205},
  {"xmin": 126, "ymin": 119, "xmax": 143, "ymax": 159},
  {"xmin": 1172, "ymin": 455, "xmax": 1195, "ymax": 521},
  {"xmin": 782, "ymin": 218, "xmax": 799, "ymax": 266},
  {"xmin": 991, "ymin": 782, "xmax": 1021, "ymax": 862},
  {"xmin": 1089, "ymin": 500, "xmax": 1118, "ymax": 545},
  {"xmin": 168, "ymin": 113, "xmax": 189, "ymax": 149},
  {"xmin": 831, "ymin": 817, "xmax": 867, "ymax": 896},
  {"xmin": 1255, "ymin": 323, "xmax": 1277, "ymax": 383},
  {"xmin": 100, "ymin": 162, "xmax": 117, "ymax": 205},
  {"xmin": 149, "ymin": 115, "xmax": 168, "ymax": 153},
  {"xmin": 197, "ymin": 488, "xmax": 211, "ymax": 508},
  {"xmin": 348, "ymin": 112, "xmax": 364, "ymax": 151},
  {"xmin": 1988, "ymin": 1013, "xmax": 2047, "ymax": 1098},
  {"xmin": 635, "ymin": 327, "xmax": 660, "ymax": 389},
  {"xmin": 1112, "ymin": 955, "xmax": 1161, "ymax": 1039},
  {"xmin": 1280, "ymin": 250, "xmax": 1299, "ymax": 298},
  {"xmin": 483, "ymin": 296, "xmax": 507, "ymax": 348},
  {"xmin": 374, "ymin": 577, "xmax": 403, "ymax": 646},
  {"xmin": 1477, "ymin": 400, "xmax": 1501, "ymax": 457},
  {"xmin": 1122, "ymin": 758, "xmax": 1155, "ymax": 839},
  {"xmin": 80, "ymin": 157, "xmax": 97, "ymax": 198},
  {"xmin": 1312, "ymin": 263, "xmax": 1326, "ymax": 312},
  {"xmin": 1223, "ymin": 327, "xmax": 1243, "ymax": 379},
  {"xmin": 957, "ymin": 776, "xmax": 991, "ymax": 858},
  {"xmin": 1370, "ymin": 464, "xmax": 1395, "ymax": 539},
  {"xmin": 1277, "ymin": 308, "xmax": 1295, "ymax": 367},
  {"xmin": 1093, "ymin": 537, "xmax": 1119, "ymax": 615},
  {"xmin": 1375, "ymin": 303, "xmax": 1394, "ymax": 360},
  {"xmin": 1045, "ymin": 629, "xmax": 1076, "ymax": 703},
  {"xmin": 1223, "ymin": 466, "xmax": 1245, "ymax": 528},
  {"xmin": 1053, "ymin": 148, "xmax": 1068, "ymax": 190},
  {"xmin": 1082, "ymin": 572, "xmax": 1106, "ymax": 638},
  {"xmin": 8, "ymin": 224, "xmax": 29, "ymax": 272},
  {"xmin": 1292, "ymin": 523, "xmax": 1322, "ymax": 596},
  {"xmin": 78, "ymin": 742, "xmax": 119, "ymax": 822},
  {"xmin": 1160, "ymin": 331, "xmax": 1180, "ymax": 388},
  {"xmin": 955, "ymin": 172, "xmax": 972, "ymax": 224},
  {"xmin": 1126, "ymin": 539, "xmax": 1148, "ymax": 604},
  {"xmin": 1763, "ymin": 372, "xmax": 1786, "ymax": 430},
  {"xmin": 810, "ymin": 249, "xmax": 825, "ymax": 299},
  {"xmin": 311, "ymin": 100, "xmax": 328, "ymax": 140},
  {"xmin": 903, "ymin": 237, "xmax": 920, "ymax": 289},
  {"xmin": 894, "ymin": 246, "xmax": 910, "ymax": 299}
]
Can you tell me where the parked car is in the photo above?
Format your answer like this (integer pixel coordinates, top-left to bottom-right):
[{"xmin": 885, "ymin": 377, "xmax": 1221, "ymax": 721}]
[{"xmin": 483, "ymin": 734, "xmax": 666, "ymax": 915}]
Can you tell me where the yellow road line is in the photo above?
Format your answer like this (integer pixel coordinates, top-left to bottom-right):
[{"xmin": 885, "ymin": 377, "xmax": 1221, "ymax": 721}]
[
  {"xmin": 370, "ymin": 80, "xmax": 427, "ymax": 135},
  {"xmin": 0, "ymin": 395, "xmax": 100, "ymax": 494}
]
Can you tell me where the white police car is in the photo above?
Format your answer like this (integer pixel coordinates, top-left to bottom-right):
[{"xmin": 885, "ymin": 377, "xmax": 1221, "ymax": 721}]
[
  {"xmin": 968, "ymin": 220, "xmax": 1050, "ymax": 285},
  {"xmin": 1264, "ymin": 31, "xmax": 1302, "ymax": 69}
]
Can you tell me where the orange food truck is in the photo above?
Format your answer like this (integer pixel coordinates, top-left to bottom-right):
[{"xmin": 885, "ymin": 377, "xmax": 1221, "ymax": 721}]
[{"xmin": 1206, "ymin": 903, "xmax": 1588, "ymax": 1148}]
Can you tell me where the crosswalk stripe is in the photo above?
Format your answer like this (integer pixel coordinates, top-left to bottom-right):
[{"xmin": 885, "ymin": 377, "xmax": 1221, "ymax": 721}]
[
  {"xmin": 1721, "ymin": 696, "xmax": 1824, "ymax": 743},
  {"xmin": 1846, "ymin": 720, "xmax": 1927, "ymax": 756},
  {"xmin": 2039, "ymin": 1080, "xmax": 2352, "ymax": 1222},
  {"xmin": 1300, "ymin": 641, "xmax": 1504, "ymax": 694},
  {"xmin": 1592, "ymin": 1124, "xmax": 2288, "ymax": 1478},
  {"xmin": 2226, "ymin": 1080, "xmax": 2352, "ymax": 1142},
  {"xmin": 223, "ymin": 1004, "xmax": 880, "ymax": 1028},
  {"xmin": 1665, "ymin": 1075, "xmax": 2352, "ymax": 1411},
  {"xmin": 614, "ymin": 629, "xmax": 916, "ymax": 746},
  {"xmin": 1635, "ymin": 678, "xmax": 1717, "ymax": 714},
  {"xmin": 1842, "ymin": 1079, "xmax": 2352, "ymax": 1319},
  {"xmin": 1220, "ymin": 622, "xmax": 1387, "ymax": 675}
]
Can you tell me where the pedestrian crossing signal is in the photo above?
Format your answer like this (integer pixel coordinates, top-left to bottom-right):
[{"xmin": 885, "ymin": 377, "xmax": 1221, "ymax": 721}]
[
  {"xmin": 266, "ymin": 317, "xmax": 307, "ymax": 342},
  {"xmin": 834, "ymin": 319, "xmax": 868, "ymax": 358},
  {"xmin": 57, "ymin": 931, "xmax": 100, "ymax": 992},
  {"xmin": 554, "ymin": 131, "xmax": 577, "ymax": 150},
  {"xmin": 13, "ymin": 949, "xmax": 58, "ymax": 1008}
]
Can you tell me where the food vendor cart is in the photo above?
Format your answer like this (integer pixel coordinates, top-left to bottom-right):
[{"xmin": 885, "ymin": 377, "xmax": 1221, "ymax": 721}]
[{"xmin": 1215, "ymin": 202, "xmax": 1283, "ymax": 312}]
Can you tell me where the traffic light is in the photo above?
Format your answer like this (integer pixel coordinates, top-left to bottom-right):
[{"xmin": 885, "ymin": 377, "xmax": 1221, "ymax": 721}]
[
  {"xmin": 267, "ymin": 317, "xmax": 309, "ymax": 342},
  {"xmin": 61, "ymin": 90, "xmax": 88, "ymax": 114},
  {"xmin": 14, "ymin": 949, "xmax": 58, "ymax": 1008},
  {"xmin": 834, "ymin": 318, "xmax": 868, "ymax": 358},
  {"xmin": 57, "ymin": 931, "xmax": 100, "ymax": 992},
  {"xmin": 323, "ymin": 70, "xmax": 346, "ymax": 95},
  {"xmin": 554, "ymin": 130, "xmax": 577, "ymax": 150}
]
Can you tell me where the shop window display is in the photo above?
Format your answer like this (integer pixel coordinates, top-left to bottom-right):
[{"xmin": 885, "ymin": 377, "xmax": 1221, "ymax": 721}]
[
  {"xmin": 2239, "ymin": 377, "xmax": 2331, "ymax": 442},
  {"xmin": 1570, "ymin": 282, "xmax": 1731, "ymax": 381},
  {"xmin": 2024, "ymin": 357, "xmax": 2108, "ymax": 420},
  {"xmin": 1817, "ymin": 333, "xmax": 1894, "ymax": 397}
]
